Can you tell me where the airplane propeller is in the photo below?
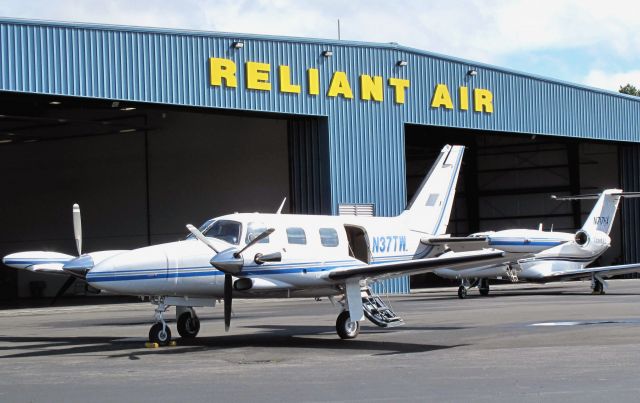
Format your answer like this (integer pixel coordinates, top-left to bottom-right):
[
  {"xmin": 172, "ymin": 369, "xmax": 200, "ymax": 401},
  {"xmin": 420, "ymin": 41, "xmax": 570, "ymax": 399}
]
[
  {"xmin": 51, "ymin": 204, "xmax": 91, "ymax": 305},
  {"xmin": 186, "ymin": 224, "xmax": 277, "ymax": 331}
]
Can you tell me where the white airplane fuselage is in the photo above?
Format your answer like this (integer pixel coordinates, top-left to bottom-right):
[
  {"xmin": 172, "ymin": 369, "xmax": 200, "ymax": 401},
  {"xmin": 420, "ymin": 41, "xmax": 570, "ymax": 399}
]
[
  {"xmin": 86, "ymin": 213, "xmax": 432, "ymax": 298},
  {"xmin": 435, "ymin": 221, "xmax": 612, "ymax": 283}
]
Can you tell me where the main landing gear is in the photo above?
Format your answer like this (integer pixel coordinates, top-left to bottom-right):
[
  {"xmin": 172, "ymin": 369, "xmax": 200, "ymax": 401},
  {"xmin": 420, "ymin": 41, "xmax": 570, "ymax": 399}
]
[
  {"xmin": 336, "ymin": 311, "xmax": 360, "ymax": 339},
  {"xmin": 591, "ymin": 275, "xmax": 606, "ymax": 295},
  {"xmin": 458, "ymin": 278, "xmax": 490, "ymax": 299},
  {"xmin": 176, "ymin": 307, "xmax": 200, "ymax": 338}
]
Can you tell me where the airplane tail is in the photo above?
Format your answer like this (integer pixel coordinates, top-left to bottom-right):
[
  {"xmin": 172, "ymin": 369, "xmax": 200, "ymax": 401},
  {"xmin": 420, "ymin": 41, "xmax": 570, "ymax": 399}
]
[
  {"xmin": 400, "ymin": 144, "xmax": 464, "ymax": 235},
  {"xmin": 552, "ymin": 189, "xmax": 640, "ymax": 235}
]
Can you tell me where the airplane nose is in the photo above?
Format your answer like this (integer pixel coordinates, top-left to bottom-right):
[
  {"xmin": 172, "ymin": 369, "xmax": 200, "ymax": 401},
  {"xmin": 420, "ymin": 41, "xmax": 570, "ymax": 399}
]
[{"xmin": 86, "ymin": 246, "xmax": 168, "ymax": 294}]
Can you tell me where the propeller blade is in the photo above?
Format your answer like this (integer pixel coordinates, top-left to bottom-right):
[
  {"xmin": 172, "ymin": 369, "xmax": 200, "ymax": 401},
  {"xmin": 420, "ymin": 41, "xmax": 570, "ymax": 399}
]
[
  {"xmin": 73, "ymin": 204, "xmax": 82, "ymax": 255},
  {"xmin": 235, "ymin": 228, "xmax": 275, "ymax": 257},
  {"xmin": 50, "ymin": 276, "xmax": 76, "ymax": 306},
  {"xmin": 254, "ymin": 252, "xmax": 282, "ymax": 264},
  {"xmin": 186, "ymin": 224, "xmax": 219, "ymax": 253},
  {"xmin": 224, "ymin": 273, "xmax": 232, "ymax": 332}
]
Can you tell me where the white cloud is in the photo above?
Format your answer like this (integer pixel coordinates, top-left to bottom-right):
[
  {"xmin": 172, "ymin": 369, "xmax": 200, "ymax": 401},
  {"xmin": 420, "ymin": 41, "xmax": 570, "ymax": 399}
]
[
  {"xmin": 1, "ymin": 0, "xmax": 640, "ymax": 84},
  {"xmin": 583, "ymin": 69, "xmax": 640, "ymax": 91}
]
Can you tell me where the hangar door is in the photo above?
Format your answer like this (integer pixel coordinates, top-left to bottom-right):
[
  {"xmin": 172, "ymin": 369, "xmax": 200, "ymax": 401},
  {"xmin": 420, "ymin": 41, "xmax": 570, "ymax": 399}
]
[{"xmin": 405, "ymin": 125, "xmax": 624, "ymax": 286}]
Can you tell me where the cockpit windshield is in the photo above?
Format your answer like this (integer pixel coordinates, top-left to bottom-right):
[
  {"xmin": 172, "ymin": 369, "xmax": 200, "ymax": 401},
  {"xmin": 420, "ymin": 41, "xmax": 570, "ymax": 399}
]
[{"xmin": 186, "ymin": 219, "xmax": 242, "ymax": 245}]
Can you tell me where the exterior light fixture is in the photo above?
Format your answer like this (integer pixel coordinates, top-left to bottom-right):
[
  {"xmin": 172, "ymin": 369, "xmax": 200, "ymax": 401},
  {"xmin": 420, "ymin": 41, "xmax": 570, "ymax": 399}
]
[
  {"xmin": 120, "ymin": 107, "xmax": 136, "ymax": 111},
  {"xmin": 0, "ymin": 139, "xmax": 12, "ymax": 144},
  {"xmin": 231, "ymin": 41, "xmax": 244, "ymax": 49},
  {"xmin": 322, "ymin": 50, "xmax": 334, "ymax": 57},
  {"xmin": 467, "ymin": 69, "xmax": 478, "ymax": 76},
  {"xmin": 49, "ymin": 101, "xmax": 61, "ymax": 105},
  {"xmin": 119, "ymin": 128, "xmax": 136, "ymax": 133},
  {"xmin": 397, "ymin": 60, "xmax": 408, "ymax": 67}
]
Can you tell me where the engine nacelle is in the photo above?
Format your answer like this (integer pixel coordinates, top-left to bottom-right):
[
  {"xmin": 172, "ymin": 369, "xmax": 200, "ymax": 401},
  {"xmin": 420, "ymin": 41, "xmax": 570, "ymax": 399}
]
[{"xmin": 574, "ymin": 230, "xmax": 610, "ymax": 247}]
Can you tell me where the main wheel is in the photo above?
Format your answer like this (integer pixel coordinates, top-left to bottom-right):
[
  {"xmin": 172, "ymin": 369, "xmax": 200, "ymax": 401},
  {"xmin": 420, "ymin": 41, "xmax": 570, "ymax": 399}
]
[
  {"xmin": 336, "ymin": 311, "xmax": 360, "ymax": 339},
  {"xmin": 457, "ymin": 286, "xmax": 467, "ymax": 299},
  {"xmin": 149, "ymin": 322, "xmax": 172, "ymax": 346},
  {"xmin": 592, "ymin": 281, "xmax": 605, "ymax": 295},
  {"xmin": 177, "ymin": 312, "xmax": 201, "ymax": 338},
  {"xmin": 479, "ymin": 279, "xmax": 490, "ymax": 296}
]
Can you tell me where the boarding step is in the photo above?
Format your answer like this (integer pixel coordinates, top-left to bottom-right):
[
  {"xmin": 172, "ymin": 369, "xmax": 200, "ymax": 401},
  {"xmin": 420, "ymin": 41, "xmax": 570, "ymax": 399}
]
[{"xmin": 361, "ymin": 288, "xmax": 404, "ymax": 328}]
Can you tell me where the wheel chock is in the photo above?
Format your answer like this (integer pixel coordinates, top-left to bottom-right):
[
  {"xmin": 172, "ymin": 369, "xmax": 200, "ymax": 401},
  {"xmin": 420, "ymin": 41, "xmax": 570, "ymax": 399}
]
[
  {"xmin": 168, "ymin": 341, "xmax": 177, "ymax": 347},
  {"xmin": 145, "ymin": 342, "xmax": 159, "ymax": 348}
]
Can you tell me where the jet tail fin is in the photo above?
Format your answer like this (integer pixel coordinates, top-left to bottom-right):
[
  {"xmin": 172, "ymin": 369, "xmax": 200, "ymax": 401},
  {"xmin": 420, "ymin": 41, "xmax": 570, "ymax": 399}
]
[
  {"xmin": 552, "ymin": 189, "xmax": 640, "ymax": 235},
  {"xmin": 400, "ymin": 144, "xmax": 464, "ymax": 235}
]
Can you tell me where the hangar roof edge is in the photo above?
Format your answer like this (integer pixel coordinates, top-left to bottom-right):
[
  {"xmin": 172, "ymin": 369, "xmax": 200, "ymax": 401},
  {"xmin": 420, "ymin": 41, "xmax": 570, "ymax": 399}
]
[{"xmin": 1, "ymin": 16, "xmax": 639, "ymax": 104}]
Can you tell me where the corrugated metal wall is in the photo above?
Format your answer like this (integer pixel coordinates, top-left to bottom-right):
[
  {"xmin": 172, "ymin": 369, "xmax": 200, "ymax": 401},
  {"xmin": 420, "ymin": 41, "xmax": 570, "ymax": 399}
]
[{"xmin": 2, "ymin": 19, "xmax": 640, "ymax": 219}]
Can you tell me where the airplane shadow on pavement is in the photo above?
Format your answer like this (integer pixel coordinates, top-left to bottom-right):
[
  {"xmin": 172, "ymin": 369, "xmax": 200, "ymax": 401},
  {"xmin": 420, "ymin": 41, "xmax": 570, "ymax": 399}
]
[{"xmin": 0, "ymin": 324, "xmax": 468, "ymax": 359}]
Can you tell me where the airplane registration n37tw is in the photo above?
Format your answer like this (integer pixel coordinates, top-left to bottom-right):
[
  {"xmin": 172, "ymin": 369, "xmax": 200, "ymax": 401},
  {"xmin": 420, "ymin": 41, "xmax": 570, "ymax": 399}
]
[{"xmin": 3, "ymin": 145, "xmax": 509, "ymax": 345}]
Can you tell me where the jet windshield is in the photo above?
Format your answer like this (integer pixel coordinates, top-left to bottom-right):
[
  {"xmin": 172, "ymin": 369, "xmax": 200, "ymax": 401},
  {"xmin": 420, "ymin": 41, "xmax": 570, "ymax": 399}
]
[{"xmin": 186, "ymin": 219, "xmax": 242, "ymax": 245}]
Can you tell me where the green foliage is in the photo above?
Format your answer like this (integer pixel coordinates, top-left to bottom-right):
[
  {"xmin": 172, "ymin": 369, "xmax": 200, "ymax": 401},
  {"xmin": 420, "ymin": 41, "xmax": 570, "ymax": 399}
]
[{"xmin": 619, "ymin": 84, "xmax": 640, "ymax": 96}]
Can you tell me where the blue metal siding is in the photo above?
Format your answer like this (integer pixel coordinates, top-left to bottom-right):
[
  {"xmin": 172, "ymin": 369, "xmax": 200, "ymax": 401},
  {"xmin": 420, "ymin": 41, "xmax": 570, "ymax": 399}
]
[{"xmin": 2, "ymin": 19, "xmax": 640, "ymax": 295}]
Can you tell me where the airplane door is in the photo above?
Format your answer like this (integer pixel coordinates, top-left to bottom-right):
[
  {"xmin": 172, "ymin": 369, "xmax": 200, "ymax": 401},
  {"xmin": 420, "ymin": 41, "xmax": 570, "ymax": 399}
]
[{"xmin": 344, "ymin": 225, "xmax": 371, "ymax": 264}]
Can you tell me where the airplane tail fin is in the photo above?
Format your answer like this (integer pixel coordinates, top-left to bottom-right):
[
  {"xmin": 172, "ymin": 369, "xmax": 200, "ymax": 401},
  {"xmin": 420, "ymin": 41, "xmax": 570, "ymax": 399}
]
[
  {"xmin": 400, "ymin": 144, "xmax": 464, "ymax": 235},
  {"xmin": 552, "ymin": 189, "xmax": 640, "ymax": 235}
]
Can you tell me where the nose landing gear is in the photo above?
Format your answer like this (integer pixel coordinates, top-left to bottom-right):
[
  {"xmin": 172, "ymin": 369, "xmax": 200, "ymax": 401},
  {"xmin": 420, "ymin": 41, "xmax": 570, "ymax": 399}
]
[{"xmin": 149, "ymin": 298, "xmax": 172, "ymax": 346}]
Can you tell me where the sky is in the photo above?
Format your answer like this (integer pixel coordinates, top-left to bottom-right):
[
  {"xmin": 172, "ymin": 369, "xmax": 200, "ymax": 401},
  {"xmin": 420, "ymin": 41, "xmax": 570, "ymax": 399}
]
[{"xmin": 1, "ymin": 0, "xmax": 639, "ymax": 92}]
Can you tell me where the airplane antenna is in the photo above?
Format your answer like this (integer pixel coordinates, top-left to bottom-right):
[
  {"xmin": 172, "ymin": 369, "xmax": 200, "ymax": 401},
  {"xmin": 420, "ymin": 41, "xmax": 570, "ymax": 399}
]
[
  {"xmin": 538, "ymin": 223, "xmax": 543, "ymax": 231},
  {"xmin": 276, "ymin": 197, "xmax": 287, "ymax": 214},
  {"xmin": 550, "ymin": 224, "xmax": 554, "ymax": 232}
]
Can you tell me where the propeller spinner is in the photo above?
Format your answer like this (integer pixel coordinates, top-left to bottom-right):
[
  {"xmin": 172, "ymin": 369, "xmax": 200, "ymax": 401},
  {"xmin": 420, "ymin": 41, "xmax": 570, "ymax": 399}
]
[{"xmin": 186, "ymin": 224, "xmax": 276, "ymax": 331}]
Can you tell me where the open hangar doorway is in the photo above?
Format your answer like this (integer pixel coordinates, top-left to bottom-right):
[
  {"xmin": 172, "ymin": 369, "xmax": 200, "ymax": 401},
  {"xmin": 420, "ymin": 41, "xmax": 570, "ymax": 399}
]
[
  {"xmin": 0, "ymin": 91, "xmax": 329, "ymax": 301},
  {"xmin": 405, "ymin": 124, "xmax": 628, "ymax": 288}
]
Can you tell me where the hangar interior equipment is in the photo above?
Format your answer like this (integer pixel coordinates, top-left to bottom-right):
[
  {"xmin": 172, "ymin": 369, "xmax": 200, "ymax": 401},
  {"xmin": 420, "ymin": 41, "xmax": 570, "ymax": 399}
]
[{"xmin": 1, "ymin": 18, "xmax": 640, "ymax": 300}]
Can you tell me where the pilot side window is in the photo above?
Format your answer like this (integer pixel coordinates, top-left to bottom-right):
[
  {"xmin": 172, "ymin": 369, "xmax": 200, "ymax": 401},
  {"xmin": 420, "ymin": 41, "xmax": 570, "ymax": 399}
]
[
  {"xmin": 319, "ymin": 228, "xmax": 339, "ymax": 247},
  {"xmin": 203, "ymin": 220, "xmax": 242, "ymax": 245},
  {"xmin": 286, "ymin": 227, "xmax": 307, "ymax": 245},
  {"xmin": 245, "ymin": 222, "xmax": 271, "ymax": 244}
]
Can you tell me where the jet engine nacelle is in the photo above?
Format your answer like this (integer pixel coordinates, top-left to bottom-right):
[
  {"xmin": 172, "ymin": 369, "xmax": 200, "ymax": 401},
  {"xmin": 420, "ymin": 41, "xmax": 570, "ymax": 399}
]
[{"xmin": 574, "ymin": 230, "xmax": 610, "ymax": 248}]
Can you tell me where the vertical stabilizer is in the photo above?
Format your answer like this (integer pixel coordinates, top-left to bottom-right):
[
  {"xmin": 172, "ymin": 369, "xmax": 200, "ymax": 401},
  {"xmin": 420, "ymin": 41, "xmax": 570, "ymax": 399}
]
[
  {"xmin": 401, "ymin": 144, "xmax": 464, "ymax": 235},
  {"xmin": 581, "ymin": 189, "xmax": 622, "ymax": 235}
]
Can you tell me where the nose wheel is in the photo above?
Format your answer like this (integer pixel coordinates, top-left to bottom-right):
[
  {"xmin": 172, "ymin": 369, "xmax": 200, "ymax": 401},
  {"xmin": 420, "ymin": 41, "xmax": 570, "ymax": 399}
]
[{"xmin": 149, "ymin": 298, "xmax": 172, "ymax": 346}]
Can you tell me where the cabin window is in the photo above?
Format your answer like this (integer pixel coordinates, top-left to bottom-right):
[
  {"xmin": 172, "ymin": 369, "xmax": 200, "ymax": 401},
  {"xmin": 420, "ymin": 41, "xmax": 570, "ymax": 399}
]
[
  {"xmin": 286, "ymin": 227, "xmax": 307, "ymax": 245},
  {"xmin": 246, "ymin": 222, "xmax": 271, "ymax": 244},
  {"xmin": 203, "ymin": 220, "xmax": 242, "ymax": 245},
  {"xmin": 319, "ymin": 228, "xmax": 339, "ymax": 247}
]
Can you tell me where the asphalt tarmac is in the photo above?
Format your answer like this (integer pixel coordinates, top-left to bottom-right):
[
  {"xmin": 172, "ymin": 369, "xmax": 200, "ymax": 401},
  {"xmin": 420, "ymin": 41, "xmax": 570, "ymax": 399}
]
[{"xmin": 1, "ymin": 279, "xmax": 640, "ymax": 403}]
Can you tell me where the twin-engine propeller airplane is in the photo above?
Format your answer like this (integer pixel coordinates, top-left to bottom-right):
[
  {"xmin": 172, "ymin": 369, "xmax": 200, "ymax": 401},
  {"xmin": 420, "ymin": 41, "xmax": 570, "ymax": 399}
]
[
  {"xmin": 3, "ymin": 145, "xmax": 512, "ymax": 345},
  {"xmin": 425, "ymin": 189, "xmax": 640, "ymax": 298}
]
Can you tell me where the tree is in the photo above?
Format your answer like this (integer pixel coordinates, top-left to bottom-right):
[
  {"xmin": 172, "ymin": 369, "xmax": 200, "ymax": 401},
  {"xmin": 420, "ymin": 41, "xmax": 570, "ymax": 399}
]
[{"xmin": 619, "ymin": 84, "xmax": 640, "ymax": 96}]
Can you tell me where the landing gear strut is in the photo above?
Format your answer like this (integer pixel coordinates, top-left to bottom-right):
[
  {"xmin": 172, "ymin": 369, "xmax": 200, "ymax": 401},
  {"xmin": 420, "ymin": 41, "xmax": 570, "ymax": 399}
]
[
  {"xmin": 149, "ymin": 298, "xmax": 172, "ymax": 346},
  {"xmin": 336, "ymin": 311, "xmax": 360, "ymax": 339},
  {"xmin": 457, "ymin": 286, "xmax": 467, "ymax": 299},
  {"xmin": 591, "ymin": 274, "xmax": 607, "ymax": 295},
  {"xmin": 479, "ymin": 279, "xmax": 490, "ymax": 296},
  {"xmin": 177, "ymin": 307, "xmax": 200, "ymax": 338},
  {"xmin": 457, "ymin": 279, "xmax": 478, "ymax": 299}
]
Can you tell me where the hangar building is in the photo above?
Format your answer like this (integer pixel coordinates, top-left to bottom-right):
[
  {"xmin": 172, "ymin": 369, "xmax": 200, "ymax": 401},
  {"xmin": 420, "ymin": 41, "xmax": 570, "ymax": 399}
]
[{"xmin": 1, "ymin": 18, "xmax": 640, "ymax": 300}]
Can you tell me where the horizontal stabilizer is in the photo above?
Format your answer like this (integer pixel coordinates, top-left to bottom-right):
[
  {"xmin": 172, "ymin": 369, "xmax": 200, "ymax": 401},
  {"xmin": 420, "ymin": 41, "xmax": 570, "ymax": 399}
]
[{"xmin": 551, "ymin": 191, "xmax": 640, "ymax": 201}]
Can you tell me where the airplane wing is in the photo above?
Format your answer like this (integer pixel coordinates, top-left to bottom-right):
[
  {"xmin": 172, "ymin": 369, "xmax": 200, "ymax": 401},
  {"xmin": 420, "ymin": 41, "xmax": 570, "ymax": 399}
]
[
  {"xmin": 540, "ymin": 263, "xmax": 640, "ymax": 282},
  {"xmin": 421, "ymin": 236, "xmax": 489, "ymax": 252},
  {"xmin": 325, "ymin": 249, "xmax": 508, "ymax": 282},
  {"xmin": 3, "ymin": 251, "xmax": 75, "ymax": 274}
]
